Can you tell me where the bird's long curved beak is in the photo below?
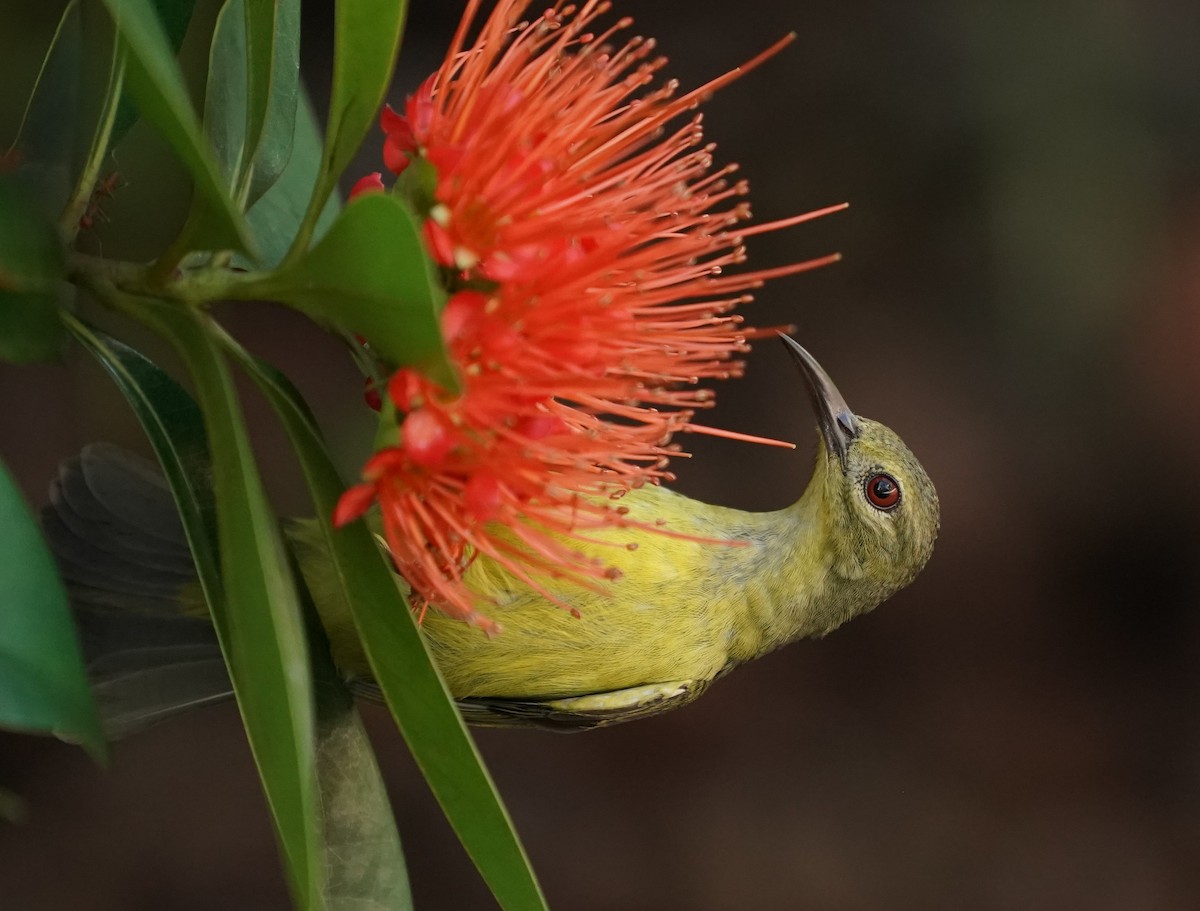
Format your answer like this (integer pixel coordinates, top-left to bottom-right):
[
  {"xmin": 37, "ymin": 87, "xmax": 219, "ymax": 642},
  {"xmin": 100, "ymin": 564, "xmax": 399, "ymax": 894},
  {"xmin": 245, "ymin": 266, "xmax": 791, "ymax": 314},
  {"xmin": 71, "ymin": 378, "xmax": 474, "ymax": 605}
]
[{"xmin": 778, "ymin": 333, "xmax": 859, "ymax": 466}]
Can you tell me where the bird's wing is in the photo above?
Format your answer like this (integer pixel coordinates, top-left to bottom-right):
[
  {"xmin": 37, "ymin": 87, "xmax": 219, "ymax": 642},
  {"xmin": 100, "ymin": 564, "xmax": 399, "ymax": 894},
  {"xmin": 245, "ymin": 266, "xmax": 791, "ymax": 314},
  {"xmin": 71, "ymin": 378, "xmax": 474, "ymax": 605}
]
[{"xmin": 351, "ymin": 678, "xmax": 712, "ymax": 731}]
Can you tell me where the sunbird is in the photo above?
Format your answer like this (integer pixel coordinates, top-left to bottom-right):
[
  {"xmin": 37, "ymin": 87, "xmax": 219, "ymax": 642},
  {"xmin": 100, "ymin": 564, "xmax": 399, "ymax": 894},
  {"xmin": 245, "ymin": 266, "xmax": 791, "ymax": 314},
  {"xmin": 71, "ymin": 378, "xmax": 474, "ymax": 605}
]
[{"xmin": 44, "ymin": 336, "xmax": 938, "ymax": 733}]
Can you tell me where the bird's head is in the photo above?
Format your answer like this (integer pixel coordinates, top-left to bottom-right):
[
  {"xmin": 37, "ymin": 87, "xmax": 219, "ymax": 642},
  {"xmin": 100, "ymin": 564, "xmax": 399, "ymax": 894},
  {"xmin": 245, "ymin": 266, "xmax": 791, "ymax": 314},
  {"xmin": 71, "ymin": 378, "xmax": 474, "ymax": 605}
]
[{"xmin": 782, "ymin": 334, "xmax": 940, "ymax": 614}]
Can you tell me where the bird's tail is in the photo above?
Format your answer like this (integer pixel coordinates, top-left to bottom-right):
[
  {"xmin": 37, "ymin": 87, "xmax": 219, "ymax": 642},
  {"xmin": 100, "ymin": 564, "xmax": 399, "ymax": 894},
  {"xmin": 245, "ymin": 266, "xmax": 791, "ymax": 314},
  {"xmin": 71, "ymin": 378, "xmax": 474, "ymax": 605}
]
[{"xmin": 41, "ymin": 443, "xmax": 233, "ymax": 738}]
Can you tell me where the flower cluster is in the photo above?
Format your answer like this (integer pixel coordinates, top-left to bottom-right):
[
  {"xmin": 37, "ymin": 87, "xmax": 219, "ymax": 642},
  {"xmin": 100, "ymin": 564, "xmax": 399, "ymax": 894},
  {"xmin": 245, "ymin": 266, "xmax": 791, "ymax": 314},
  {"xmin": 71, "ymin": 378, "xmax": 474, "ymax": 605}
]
[{"xmin": 337, "ymin": 0, "xmax": 841, "ymax": 628}]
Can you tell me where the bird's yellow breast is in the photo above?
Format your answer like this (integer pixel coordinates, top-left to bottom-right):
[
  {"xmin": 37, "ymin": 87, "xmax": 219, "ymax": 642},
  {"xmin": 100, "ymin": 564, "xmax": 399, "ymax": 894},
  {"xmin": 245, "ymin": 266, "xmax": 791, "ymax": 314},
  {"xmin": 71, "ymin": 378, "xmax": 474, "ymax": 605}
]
[{"xmin": 420, "ymin": 484, "xmax": 772, "ymax": 699}]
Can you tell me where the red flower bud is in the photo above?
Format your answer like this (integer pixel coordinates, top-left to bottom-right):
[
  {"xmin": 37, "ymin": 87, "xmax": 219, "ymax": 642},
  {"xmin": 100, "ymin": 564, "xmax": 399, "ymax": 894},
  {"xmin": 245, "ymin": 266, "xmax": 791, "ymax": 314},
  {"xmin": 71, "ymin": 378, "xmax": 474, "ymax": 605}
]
[
  {"xmin": 350, "ymin": 172, "xmax": 385, "ymax": 199},
  {"xmin": 402, "ymin": 408, "xmax": 455, "ymax": 467}
]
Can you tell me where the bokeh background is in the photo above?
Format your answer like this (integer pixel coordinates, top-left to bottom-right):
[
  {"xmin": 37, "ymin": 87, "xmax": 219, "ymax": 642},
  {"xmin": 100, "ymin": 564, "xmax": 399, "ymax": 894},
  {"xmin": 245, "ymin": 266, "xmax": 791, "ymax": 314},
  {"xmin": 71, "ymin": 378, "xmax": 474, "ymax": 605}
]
[{"xmin": 4, "ymin": 0, "xmax": 1200, "ymax": 907}]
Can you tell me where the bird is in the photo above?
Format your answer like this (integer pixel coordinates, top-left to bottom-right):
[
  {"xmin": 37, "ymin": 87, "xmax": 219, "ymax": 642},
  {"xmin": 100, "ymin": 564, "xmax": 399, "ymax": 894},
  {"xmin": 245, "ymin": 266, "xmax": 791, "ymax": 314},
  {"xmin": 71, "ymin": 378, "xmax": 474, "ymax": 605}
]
[{"xmin": 42, "ymin": 335, "xmax": 939, "ymax": 733}]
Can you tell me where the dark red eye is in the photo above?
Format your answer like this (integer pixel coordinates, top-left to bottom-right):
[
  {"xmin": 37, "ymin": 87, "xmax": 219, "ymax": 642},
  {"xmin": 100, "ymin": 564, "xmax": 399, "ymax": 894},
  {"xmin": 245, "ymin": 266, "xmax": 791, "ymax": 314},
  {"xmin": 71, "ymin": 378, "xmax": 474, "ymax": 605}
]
[{"xmin": 865, "ymin": 473, "xmax": 900, "ymax": 510}]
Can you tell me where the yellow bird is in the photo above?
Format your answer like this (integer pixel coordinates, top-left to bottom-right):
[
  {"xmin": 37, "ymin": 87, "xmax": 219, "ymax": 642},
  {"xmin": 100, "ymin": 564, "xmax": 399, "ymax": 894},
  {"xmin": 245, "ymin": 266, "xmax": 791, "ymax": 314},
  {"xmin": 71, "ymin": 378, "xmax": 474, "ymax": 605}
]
[{"xmin": 44, "ymin": 336, "xmax": 938, "ymax": 732}]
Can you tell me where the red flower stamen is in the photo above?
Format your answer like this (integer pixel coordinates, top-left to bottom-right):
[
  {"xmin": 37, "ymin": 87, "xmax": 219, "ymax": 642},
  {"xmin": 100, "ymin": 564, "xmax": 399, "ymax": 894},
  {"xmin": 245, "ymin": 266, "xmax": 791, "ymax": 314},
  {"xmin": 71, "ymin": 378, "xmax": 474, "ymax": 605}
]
[{"xmin": 342, "ymin": 0, "xmax": 845, "ymax": 627}]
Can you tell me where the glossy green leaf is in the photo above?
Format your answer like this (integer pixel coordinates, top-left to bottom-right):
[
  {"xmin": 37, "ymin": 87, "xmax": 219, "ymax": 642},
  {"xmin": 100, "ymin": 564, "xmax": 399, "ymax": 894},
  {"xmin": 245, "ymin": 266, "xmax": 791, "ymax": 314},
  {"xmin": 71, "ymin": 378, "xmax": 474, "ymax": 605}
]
[
  {"xmin": 323, "ymin": 0, "xmax": 408, "ymax": 184},
  {"xmin": 203, "ymin": 0, "xmax": 299, "ymax": 208},
  {"xmin": 142, "ymin": 305, "xmax": 322, "ymax": 908},
  {"xmin": 0, "ymin": 458, "xmax": 105, "ymax": 761},
  {"xmin": 98, "ymin": 0, "xmax": 252, "ymax": 255},
  {"xmin": 221, "ymin": 334, "xmax": 546, "ymax": 911},
  {"xmin": 241, "ymin": 92, "xmax": 339, "ymax": 270},
  {"xmin": 0, "ymin": 178, "xmax": 66, "ymax": 363},
  {"xmin": 202, "ymin": 0, "xmax": 248, "ymax": 185},
  {"xmin": 239, "ymin": 0, "xmax": 274, "ymax": 198},
  {"xmin": 71, "ymin": 318, "xmax": 411, "ymax": 907},
  {"xmin": 109, "ymin": 0, "xmax": 197, "ymax": 150},
  {"xmin": 247, "ymin": 192, "xmax": 454, "ymax": 387},
  {"xmin": 71, "ymin": 306, "xmax": 321, "ymax": 907},
  {"xmin": 287, "ymin": 0, "xmax": 407, "ymax": 261},
  {"xmin": 243, "ymin": 0, "xmax": 299, "ymax": 205}
]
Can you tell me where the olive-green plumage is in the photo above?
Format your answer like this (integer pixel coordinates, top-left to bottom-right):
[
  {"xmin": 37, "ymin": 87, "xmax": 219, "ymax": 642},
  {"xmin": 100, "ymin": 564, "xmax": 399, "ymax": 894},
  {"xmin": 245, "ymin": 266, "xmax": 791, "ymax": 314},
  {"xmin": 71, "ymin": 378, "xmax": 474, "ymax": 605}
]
[
  {"xmin": 293, "ymin": 336, "xmax": 939, "ymax": 728},
  {"xmin": 47, "ymin": 337, "xmax": 938, "ymax": 733}
]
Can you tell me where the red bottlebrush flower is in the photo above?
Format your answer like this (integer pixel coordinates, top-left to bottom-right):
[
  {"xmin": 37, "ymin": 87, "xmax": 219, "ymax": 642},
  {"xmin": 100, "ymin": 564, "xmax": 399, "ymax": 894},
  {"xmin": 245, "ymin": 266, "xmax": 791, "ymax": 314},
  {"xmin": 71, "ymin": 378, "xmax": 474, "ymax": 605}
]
[{"xmin": 339, "ymin": 0, "xmax": 844, "ymax": 627}]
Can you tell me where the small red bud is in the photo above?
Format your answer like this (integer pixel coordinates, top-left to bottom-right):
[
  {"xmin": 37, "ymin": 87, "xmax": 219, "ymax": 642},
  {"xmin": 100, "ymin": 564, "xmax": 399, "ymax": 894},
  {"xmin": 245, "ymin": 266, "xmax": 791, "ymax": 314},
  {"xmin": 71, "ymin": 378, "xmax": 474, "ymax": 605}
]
[
  {"xmin": 350, "ymin": 172, "xmax": 385, "ymax": 199},
  {"xmin": 387, "ymin": 369, "xmax": 424, "ymax": 412},
  {"xmin": 441, "ymin": 291, "xmax": 488, "ymax": 345},
  {"xmin": 363, "ymin": 378, "xmax": 382, "ymax": 411},
  {"xmin": 403, "ymin": 408, "xmax": 455, "ymax": 467}
]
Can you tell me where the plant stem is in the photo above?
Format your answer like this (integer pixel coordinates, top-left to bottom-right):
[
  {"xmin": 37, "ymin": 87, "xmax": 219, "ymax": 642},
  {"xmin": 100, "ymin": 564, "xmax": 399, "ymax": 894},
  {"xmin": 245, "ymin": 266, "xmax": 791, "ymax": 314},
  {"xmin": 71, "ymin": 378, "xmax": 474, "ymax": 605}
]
[
  {"xmin": 67, "ymin": 251, "xmax": 269, "ymax": 305},
  {"xmin": 58, "ymin": 44, "xmax": 126, "ymax": 243}
]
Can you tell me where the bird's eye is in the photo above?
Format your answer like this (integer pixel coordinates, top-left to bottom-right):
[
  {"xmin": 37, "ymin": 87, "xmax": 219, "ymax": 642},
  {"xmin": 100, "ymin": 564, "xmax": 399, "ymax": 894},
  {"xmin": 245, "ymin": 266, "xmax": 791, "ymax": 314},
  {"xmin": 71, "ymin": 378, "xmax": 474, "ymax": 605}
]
[{"xmin": 865, "ymin": 473, "xmax": 900, "ymax": 510}]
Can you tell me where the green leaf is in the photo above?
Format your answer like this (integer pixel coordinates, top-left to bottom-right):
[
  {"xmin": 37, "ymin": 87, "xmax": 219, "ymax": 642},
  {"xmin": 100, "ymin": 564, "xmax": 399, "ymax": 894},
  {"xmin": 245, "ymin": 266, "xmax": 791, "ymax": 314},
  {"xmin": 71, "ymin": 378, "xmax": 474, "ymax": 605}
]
[
  {"xmin": 109, "ymin": 0, "xmax": 197, "ymax": 150},
  {"xmin": 248, "ymin": 193, "xmax": 454, "ymax": 387},
  {"xmin": 71, "ymin": 317, "xmax": 415, "ymax": 907},
  {"xmin": 140, "ymin": 306, "xmax": 322, "ymax": 908},
  {"xmin": 203, "ymin": 0, "xmax": 300, "ymax": 208},
  {"xmin": 239, "ymin": 0, "xmax": 274, "ymax": 197},
  {"xmin": 0, "ymin": 177, "xmax": 66, "ymax": 363},
  {"xmin": 69, "ymin": 308, "xmax": 322, "ymax": 907},
  {"xmin": 221, "ymin": 334, "xmax": 546, "ymax": 911},
  {"xmin": 202, "ymin": 0, "xmax": 248, "ymax": 186},
  {"xmin": 286, "ymin": 0, "xmax": 407, "ymax": 261},
  {"xmin": 243, "ymin": 0, "xmax": 299, "ymax": 205},
  {"xmin": 98, "ymin": 0, "xmax": 252, "ymax": 255},
  {"xmin": 0, "ymin": 458, "xmax": 105, "ymax": 761},
  {"xmin": 241, "ymin": 91, "xmax": 339, "ymax": 270}
]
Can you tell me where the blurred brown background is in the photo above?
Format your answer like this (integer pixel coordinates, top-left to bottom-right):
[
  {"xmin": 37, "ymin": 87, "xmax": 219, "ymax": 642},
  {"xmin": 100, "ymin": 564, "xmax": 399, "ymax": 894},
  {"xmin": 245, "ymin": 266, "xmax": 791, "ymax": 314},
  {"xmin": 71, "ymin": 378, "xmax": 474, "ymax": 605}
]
[{"xmin": 4, "ymin": 0, "xmax": 1200, "ymax": 908}]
